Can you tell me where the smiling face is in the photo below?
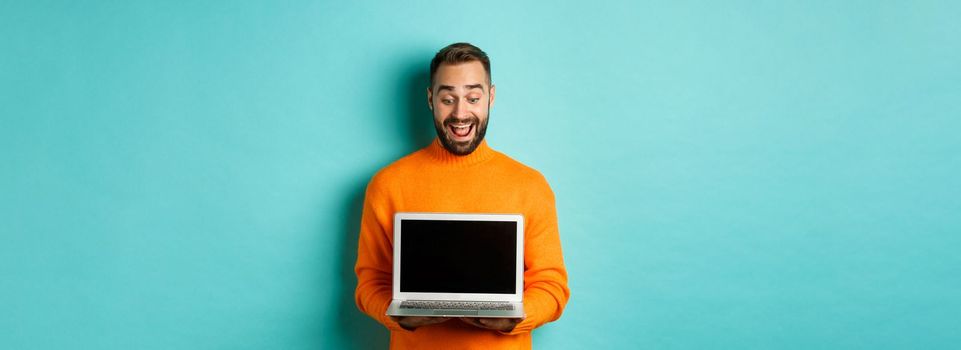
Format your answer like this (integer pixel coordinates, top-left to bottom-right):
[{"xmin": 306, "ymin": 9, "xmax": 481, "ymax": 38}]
[{"xmin": 427, "ymin": 61, "xmax": 496, "ymax": 155}]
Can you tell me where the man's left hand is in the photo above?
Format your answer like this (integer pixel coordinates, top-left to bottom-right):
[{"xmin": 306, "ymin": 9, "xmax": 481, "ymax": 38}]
[{"xmin": 459, "ymin": 317, "xmax": 522, "ymax": 332}]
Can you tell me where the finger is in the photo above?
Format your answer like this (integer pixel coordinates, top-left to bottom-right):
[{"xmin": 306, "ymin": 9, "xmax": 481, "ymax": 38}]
[
  {"xmin": 478, "ymin": 318, "xmax": 502, "ymax": 330},
  {"xmin": 417, "ymin": 317, "xmax": 443, "ymax": 324},
  {"xmin": 459, "ymin": 317, "xmax": 484, "ymax": 328}
]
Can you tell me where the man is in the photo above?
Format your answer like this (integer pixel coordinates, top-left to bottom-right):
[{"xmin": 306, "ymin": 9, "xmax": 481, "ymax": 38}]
[{"xmin": 354, "ymin": 42, "xmax": 570, "ymax": 349}]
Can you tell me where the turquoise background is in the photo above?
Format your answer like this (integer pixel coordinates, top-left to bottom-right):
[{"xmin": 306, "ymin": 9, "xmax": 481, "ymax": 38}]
[{"xmin": 2, "ymin": 1, "xmax": 959, "ymax": 349}]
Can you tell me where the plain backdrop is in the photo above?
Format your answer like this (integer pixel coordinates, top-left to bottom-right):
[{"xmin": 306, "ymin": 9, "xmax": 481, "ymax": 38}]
[{"xmin": 2, "ymin": 1, "xmax": 960, "ymax": 349}]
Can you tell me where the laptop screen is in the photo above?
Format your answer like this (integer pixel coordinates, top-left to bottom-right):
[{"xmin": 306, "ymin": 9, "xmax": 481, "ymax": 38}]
[{"xmin": 400, "ymin": 219, "xmax": 517, "ymax": 294}]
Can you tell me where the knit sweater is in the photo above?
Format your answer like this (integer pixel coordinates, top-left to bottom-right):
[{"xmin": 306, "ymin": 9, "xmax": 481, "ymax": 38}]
[{"xmin": 354, "ymin": 137, "xmax": 570, "ymax": 349}]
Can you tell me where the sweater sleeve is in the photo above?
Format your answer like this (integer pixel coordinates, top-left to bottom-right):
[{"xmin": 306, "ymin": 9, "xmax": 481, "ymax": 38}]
[
  {"xmin": 503, "ymin": 177, "xmax": 570, "ymax": 335},
  {"xmin": 354, "ymin": 178, "xmax": 406, "ymax": 332}
]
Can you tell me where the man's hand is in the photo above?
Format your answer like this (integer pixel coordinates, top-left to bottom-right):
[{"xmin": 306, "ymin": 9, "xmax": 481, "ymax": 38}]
[
  {"xmin": 459, "ymin": 317, "xmax": 522, "ymax": 332},
  {"xmin": 389, "ymin": 316, "xmax": 451, "ymax": 331}
]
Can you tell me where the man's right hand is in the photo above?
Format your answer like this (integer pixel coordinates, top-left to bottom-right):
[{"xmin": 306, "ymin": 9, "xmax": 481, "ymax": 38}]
[{"xmin": 389, "ymin": 316, "xmax": 451, "ymax": 331}]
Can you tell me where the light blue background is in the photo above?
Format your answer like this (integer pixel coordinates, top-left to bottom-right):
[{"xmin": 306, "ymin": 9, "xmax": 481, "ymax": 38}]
[{"xmin": 2, "ymin": 1, "xmax": 959, "ymax": 349}]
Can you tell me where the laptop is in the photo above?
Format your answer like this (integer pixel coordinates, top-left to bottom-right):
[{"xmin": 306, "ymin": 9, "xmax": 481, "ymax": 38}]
[{"xmin": 386, "ymin": 212, "xmax": 525, "ymax": 318}]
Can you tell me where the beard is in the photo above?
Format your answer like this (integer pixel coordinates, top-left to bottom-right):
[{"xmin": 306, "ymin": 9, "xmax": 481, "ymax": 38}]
[{"xmin": 433, "ymin": 115, "xmax": 489, "ymax": 156}]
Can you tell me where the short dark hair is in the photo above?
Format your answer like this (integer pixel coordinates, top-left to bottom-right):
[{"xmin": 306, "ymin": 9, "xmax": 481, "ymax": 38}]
[{"xmin": 429, "ymin": 42, "xmax": 491, "ymax": 89}]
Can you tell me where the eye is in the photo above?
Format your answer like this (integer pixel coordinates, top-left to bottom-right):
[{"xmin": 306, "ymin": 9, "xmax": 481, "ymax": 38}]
[
  {"xmin": 442, "ymin": 99, "xmax": 454, "ymax": 105},
  {"xmin": 468, "ymin": 98, "xmax": 480, "ymax": 103}
]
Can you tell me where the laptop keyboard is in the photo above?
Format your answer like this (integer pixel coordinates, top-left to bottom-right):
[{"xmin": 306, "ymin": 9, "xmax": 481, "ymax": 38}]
[{"xmin": 400, "ymin": 301, "xmax": 515, "ymax": 311}]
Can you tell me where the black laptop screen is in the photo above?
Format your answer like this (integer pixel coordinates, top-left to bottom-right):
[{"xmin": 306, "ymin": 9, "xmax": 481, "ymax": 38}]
[{"xmin": 400, "ymin": 219, "xmax": 517, "ymax": 294}]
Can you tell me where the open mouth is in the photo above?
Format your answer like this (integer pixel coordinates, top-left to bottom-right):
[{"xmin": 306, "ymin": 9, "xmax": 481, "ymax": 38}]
[{"xmin": 447, "ymin": 122, "xmax": 474, "ymax": 141}]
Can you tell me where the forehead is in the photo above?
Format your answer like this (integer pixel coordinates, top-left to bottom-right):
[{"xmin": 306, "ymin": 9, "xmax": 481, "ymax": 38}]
[{"xmin": 434, "ymin": 61, "xmax": 489, "ymax": 91}]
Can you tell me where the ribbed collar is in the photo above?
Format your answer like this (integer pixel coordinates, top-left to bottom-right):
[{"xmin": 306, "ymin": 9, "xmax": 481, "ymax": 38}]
[{"xmin": 424, "ymin": 137, "xmax": 497, "ymax": 167}]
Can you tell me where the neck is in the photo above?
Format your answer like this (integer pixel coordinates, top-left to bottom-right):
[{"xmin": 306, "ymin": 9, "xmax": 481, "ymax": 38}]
[{"xmin": 425, "ymin": 137, "xmax": 496, "ymax": 166}]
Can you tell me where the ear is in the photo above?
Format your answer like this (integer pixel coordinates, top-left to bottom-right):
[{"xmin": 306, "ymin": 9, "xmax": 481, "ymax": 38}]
[
  {"xmin": 489, "ymin": 84, "xmax": 496, "ymax": 108},
  {"xmin": 426, "ymin": 86, "xmax": 433, "ymax": 110}
]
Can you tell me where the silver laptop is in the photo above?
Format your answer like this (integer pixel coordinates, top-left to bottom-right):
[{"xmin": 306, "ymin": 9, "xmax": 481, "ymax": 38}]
[{"xmin": 386, "ymin": 212, "xmax": 525, "ymax": 318}]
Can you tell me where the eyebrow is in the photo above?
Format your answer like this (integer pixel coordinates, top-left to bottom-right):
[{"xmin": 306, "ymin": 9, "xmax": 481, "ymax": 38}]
[{"xmin": 436, "ymin": 84, "xmax": 485, "ymax": 93}]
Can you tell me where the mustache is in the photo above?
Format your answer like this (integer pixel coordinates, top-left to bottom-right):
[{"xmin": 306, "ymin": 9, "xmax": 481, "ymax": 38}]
[{"xmin": 443, "ymin": 116, "xmax": 480, "ymax": 127}]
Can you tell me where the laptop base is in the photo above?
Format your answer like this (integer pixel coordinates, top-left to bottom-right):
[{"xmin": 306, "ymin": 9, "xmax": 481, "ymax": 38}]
[{"xmin": 386, "ymin": 300, "xmax": 525, "ymax": 318}]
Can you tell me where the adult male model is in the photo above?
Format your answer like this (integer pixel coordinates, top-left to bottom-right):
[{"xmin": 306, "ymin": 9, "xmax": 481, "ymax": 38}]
[{"xmin": 355, "ymin": 42, "xmax": 569, "ymax": 349}]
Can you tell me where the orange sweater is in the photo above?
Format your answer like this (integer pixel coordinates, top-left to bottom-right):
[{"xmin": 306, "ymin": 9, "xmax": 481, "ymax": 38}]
[{"xmin": 355, "ymin": 138, "xmax": 570, "ymax": 349}]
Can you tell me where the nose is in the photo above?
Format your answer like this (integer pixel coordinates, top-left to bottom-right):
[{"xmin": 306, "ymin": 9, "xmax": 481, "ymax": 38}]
[{"xmin": 451, "ymin": 100, "xmax": 470, "ymax": 119}]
